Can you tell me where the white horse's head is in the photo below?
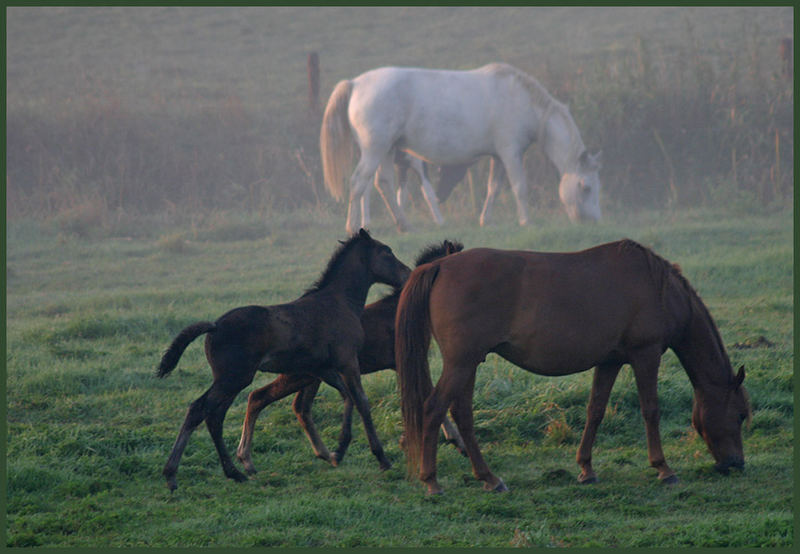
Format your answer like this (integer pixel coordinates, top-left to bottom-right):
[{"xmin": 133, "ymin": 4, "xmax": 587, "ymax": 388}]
[{"xmin": 558, "ymin": 150, "xmax": 602, "ymax": 222}]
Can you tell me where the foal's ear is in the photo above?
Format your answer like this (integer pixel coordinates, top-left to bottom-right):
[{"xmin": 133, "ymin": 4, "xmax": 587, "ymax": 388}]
[
  {"xmin": 358, "ymin": 228, "xmax": 372, "ymax": 240},
  {"xmin": 735, "ymin": 365, "xmax": 746, "ymax": 388}
]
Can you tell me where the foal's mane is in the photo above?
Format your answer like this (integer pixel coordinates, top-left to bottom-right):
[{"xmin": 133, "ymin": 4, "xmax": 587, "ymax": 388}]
[
  {"xmin": 378, "ymin": 240, "xmax": 465, "ymax": 300},
  {"xmin": 302, "ymin": 231, "xmax": 372, "ymax": 297}
]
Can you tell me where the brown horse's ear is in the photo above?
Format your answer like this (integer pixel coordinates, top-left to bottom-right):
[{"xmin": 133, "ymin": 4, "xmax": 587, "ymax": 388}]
[{"xmin": 735, "ymin": 365, "xmax": 745, "ymax": 388}]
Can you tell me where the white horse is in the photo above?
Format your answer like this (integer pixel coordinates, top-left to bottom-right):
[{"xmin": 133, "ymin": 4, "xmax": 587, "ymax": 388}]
[{"xmin": 320, "ymin": 63, "xmax": 602, "ymax": 234}]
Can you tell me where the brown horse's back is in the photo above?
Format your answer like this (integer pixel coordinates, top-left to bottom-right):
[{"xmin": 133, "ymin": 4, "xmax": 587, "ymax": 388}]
[{"xmin": 427, "ymin": 242, "xmax": 683, "ymax": 376}]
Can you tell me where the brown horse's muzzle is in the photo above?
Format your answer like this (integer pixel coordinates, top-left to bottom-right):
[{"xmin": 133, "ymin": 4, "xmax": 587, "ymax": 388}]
[{"xmin": 714, "ymin": 456, "xmax": 745, "ymax": 475}]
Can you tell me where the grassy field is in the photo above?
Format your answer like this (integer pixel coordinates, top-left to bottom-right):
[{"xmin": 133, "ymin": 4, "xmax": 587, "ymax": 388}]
[
  {"xmin": 4, "ymin": 5, "xmax": 795, "ymax": 548},
  {"xmin": 5, "ymin": 206, "xmax": 793, "ymax": 547}
]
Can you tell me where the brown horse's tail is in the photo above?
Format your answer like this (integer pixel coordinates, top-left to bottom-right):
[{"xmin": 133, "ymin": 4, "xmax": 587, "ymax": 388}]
[
  {"xmin": 320, "ymin": 79, "xmax": 354, "ymax": 202},
  {"xmin": 156, "ymin": 322, "xmax": 215, "ymax": 378},
  {"xmin": 395, "ymin": 264, "xmax": 440, "ymax": 478}
]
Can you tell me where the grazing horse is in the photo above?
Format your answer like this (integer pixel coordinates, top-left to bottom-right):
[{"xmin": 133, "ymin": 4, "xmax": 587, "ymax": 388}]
[
  {"xmin": 320, "ymin": 62, "xmax": 602, "ymax": 234},
  {"xmin": 395, "ymin": 240, "xmax": 750, "ymax": 495},
  {"xmin": 235, "ymin": 240, "xmax": 467, "ymax": 475},
  {"xmin": 156, "ymin": 229, "xmax": 410, "ymax": 491}
]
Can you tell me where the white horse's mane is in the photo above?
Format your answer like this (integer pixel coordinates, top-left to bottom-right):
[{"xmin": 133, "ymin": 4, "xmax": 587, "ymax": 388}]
[{"xmin": 483, "ymin": 63, "xmax": 586, "ymax": 167}]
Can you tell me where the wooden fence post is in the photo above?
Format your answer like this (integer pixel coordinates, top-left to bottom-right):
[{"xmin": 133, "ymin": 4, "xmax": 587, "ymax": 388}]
[{"xmin": 307, "ymin": 52, "xmax": 320, "ymax": 113}]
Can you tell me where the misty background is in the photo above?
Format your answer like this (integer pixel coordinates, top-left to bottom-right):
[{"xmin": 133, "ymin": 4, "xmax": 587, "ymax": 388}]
[{"xmin": 6, "ymin": 6, "xmax": 793, "ymax": 230}]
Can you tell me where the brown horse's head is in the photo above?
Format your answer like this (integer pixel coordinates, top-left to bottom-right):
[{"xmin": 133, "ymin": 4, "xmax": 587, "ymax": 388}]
[
  {"xmin": 358, "ymin": 229, "xmax": 411, "ymax": 288},
  {"xmin": 691, "ymin": 366, "xmax": 750, "ymax": 473}
]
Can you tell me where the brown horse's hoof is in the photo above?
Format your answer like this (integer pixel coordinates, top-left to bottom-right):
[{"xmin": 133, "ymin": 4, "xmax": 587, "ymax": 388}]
[
  {"xmin": 661, "ymin": 474, "xmax": 679, "ymax": 485},
  {"xmin": 484, "ymin": 479, "xmax": 509, "ymax": 493},
  {"xmin": 379, "ymin": 460, "xmax": 392, "ymax": 471},
  {"xmin": 578, "ymin": 475, "xmax": 598, "ymax": 485}
]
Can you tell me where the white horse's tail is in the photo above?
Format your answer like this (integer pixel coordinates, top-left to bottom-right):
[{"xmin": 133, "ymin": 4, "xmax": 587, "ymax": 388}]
[{"xmin": 320, "ymin": 79, "xmax": 354, "ymax": 202}]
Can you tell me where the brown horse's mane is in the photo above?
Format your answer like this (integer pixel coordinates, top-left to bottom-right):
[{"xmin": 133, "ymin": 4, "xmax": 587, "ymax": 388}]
[
  {"xmin": 618, "ymin": 239, "xmax": 736, "ymax": 384},
  {"xmin": 302, "ymin": 231, "xmax": 372, "ymax": 297}
]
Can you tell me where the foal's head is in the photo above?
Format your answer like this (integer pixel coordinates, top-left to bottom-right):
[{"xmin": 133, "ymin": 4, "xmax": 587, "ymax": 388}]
[
  {"xmin": 692, "ymin": 366, "xmax": 750, "ymax": 474},
  {"xmin": 356, "ymin": 229, "xmax": 411, "ymax": 288},
  {"xmin": 559, "ymin": 150, "xmax": 602, "ymax": 222}
]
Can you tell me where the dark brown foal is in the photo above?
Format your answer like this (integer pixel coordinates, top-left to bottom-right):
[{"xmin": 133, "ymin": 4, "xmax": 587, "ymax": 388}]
[{"xmin": 157, "ymin": 229, "xmax": 410, "ymax": 491}]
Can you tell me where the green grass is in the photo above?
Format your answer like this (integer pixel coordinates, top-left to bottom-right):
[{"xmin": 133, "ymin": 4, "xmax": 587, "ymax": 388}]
[{"xmin": 4, "ymin": 207, "xmax": 793, "ymax": 547}]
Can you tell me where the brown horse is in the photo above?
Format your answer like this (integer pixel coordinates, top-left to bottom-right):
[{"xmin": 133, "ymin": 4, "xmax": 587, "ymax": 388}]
[
  {"xmin": 396, "ymin": 240, "xmax": 750, "ymax": 495},
  {"xmin": 157, "ymin": 229, "xmax": 410, "ymax": 491},
  {"xmin": 235, "ymin": 240, "xmax": 467, "ymax": 475}
]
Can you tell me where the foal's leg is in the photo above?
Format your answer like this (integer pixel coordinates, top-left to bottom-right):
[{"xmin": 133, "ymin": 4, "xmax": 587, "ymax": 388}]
[
  {"xmin": 237, "ymin": 373, "xmax": 317, "ymax": 474},
  {"xmin": 163, "ymin": 377, "xmax": 251, "ymax": 491},
  {"xmin": 630, "ymin": 346, "xmax": 677, "ymax": 484},
  {"xmin": 331, "ymin": 394, "xmax": 354, "ymax": 466},
  {"xmin": 291, "ymin": 379, "xmax": 338, "ymax": 464},
  {"xmin": 205, "ymin": 385, "xmax": 250, "ymax": 484},
  {"xmin": 576, "ymin": 362, "xmax": 623, "ymax": 484},
  {"xmin": 321, "ymin": 363, "xmax": 391, "ymax": 470},
  {"xmin": 162, "ymin": 388, "xmax": 211, "ymax": 491}
]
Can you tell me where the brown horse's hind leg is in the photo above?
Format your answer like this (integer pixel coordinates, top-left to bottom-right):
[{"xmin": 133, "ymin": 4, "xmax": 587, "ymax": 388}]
[
  {"xmin": 448, "ymin": 373, "xmax": 508, "ymax": 493},
  {"xmin": 630, "ymin": 347, "xmax": 678, "ymax": 484},
  {"xmin": 236, "ymin": 373, "xmax": 317, "ymax": 474},
  {"xmin": 576, "ymin": 363, "xmax": 622, "ymax": 484}
]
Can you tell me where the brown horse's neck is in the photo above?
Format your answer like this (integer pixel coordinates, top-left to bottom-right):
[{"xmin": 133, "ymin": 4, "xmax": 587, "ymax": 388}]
[{"xmin": 672, "ymin": 295, "xmax": 735, "ymax": 392}]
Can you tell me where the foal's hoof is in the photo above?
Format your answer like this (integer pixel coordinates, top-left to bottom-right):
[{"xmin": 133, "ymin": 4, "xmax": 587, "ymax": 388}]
[
  {"xmin": 484, "ymin": 479, "xmax": 509, "ymax": 493},
  {"xmin": 329, "ymin": 452, "xmax": 340, "ymax": 467},
  {"xmin": 227, "ymin": 469, "xmax": 249, "ymax": 483},
  {"xmin": 165, "ymin": 478, "xmax": 178, "ymax": 492},
  {"xmin": 379, "ymin": 460, "xmax": 392, "ymax": 471}
]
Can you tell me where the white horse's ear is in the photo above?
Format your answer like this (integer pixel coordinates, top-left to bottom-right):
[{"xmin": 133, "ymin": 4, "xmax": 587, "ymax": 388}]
[{"xmin": 582, "ymin": 150, "xmax": 602, "ymax": 171}]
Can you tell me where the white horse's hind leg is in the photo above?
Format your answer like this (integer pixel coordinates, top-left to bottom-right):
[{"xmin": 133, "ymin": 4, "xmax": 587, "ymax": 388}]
[
  {"xmin": 373, "ymin": 157, "xmax": 410, "ymax": 233},
  {"xmin": 404, "ymin": 156, "xmax": 444, "ymax": 226},
  {"xmin": 346, "ymin": 155, "xmax": 382, "ymax": 235}
]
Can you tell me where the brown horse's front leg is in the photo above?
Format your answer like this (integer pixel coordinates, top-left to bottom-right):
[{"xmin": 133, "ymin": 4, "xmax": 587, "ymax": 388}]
[
  {"xmin": 630, "ymin": 347, "xmax": 678, "ymax": 484},
  {"xmin": 576, "ymin": 363, "xmax": 622, "ymax": 484}
]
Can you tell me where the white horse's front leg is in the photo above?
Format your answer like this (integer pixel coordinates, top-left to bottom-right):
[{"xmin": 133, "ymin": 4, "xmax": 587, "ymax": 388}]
[
  {"xmin": 479, "ymin": 157, "xmax": 505, "ymax": 226},
  {"xmin": 503, "ymin": 155, "xmax": 529, "ymax": 226}
]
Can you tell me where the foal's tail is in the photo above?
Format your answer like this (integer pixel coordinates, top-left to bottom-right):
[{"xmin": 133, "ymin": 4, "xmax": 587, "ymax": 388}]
[
  {"xmin": 395, "ymin": 264, "xmax": 440, "ymax": 477},
  {"xmin": 156, "ymin": 322, "xmax": 216, "ymax": 378},
  {"xmin": 320, "ymin": 79, "xmax": 354, "ymax": 202}
]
